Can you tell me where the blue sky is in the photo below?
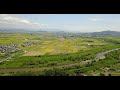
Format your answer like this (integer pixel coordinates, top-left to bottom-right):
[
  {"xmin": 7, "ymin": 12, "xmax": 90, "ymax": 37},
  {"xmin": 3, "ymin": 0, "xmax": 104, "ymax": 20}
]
[{"xmin": 0, "ymin": 14, "xmax": 120, "ymax": 32}]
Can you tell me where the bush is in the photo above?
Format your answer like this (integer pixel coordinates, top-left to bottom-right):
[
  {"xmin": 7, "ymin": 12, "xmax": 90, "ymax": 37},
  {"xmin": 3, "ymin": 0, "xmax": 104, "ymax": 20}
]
[
  {"xmin": 47, "ymin": 62, "xmax": 57, "ymax": 66},
  {"xmin": 41, "ymin": 69, "xmax": 68, "ymax": 76}
]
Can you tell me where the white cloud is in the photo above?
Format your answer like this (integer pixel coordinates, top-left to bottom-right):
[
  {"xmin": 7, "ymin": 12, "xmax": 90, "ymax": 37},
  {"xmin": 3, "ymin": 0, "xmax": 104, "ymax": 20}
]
[
  {"xmin": 41, "ymin": 24, "xmax": 48, "ymax": 27},
  {"xmin": 57, "ymin": 25, "xmax": 120, "ymax": 32},
  {"xmin": 33, "ymin": 23, "xmax": 40, "ymax": 26},
  {"xmin": 88, "ymin": 18, "xmax": 104, "ymax": 22},
  {"xmin": 47, "ymin": 14, "xmax": 57, "ymax": 16},
  {"xmin": 20, "ymin": 20, "xmax": 31, "ymax": 24},
  {"xmin": 0, "ymin": 14, "xmax": 48, "ymax": 29}
]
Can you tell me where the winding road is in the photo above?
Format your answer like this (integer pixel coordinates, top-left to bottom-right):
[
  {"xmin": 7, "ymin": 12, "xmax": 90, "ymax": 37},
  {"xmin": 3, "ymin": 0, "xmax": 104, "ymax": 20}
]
[
  {"xmin": 94, "ymin": 48, "xmax": 120, "ymax": 61},
  {"xmin": 0, "ymin": 48, "xmax": 120, "ymax": 74}
]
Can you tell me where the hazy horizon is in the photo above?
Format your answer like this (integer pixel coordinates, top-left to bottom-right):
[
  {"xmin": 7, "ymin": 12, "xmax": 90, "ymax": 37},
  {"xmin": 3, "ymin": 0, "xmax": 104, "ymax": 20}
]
[{"xmin": 0, "ymin": 14, "xmax": 120, "ymax": 32}]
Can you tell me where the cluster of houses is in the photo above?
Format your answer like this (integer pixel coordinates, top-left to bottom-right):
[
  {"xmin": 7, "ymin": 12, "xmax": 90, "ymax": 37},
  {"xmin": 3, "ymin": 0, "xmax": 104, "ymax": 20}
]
[
  {"xmin": 0, "ymin": 44, "xmax": 19, "ymax": 53},
  {"xmin": 0, "ymin": 41, "xmax": 39, "ymax": 54},
  {"xmin": 21, "ymin": 42, "xmax": 37, "ymax": 47}
]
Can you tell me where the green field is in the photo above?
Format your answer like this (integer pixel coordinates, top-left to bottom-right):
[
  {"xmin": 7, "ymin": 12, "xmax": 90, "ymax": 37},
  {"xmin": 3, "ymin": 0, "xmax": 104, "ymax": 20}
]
[{"xmin": 0, "ymin": 33, "xmax": 120, "ymax": 76}]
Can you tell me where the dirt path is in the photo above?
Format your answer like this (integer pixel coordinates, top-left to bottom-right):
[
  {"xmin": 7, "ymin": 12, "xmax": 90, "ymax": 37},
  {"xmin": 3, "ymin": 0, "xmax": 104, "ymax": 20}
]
[
  {"xmin": 0, "ymin": 48, "xmax": 120, "ymax": 74},
  {"xmin": 0, "ymin": 60, "xmax": 92, "ymax": 73}
]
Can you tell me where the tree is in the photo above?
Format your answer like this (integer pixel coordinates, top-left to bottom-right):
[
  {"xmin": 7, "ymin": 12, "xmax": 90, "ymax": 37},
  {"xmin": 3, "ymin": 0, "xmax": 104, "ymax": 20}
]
[{"xmin": 108, "ymin": 73, "xmax": 112, "ymax": 76}]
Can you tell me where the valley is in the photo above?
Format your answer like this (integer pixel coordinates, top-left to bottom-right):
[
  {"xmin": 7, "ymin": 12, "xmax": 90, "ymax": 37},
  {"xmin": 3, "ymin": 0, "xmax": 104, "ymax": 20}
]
[{"xmin": 0, "ymin": 31, "xmax": 120, "ymax": 76}]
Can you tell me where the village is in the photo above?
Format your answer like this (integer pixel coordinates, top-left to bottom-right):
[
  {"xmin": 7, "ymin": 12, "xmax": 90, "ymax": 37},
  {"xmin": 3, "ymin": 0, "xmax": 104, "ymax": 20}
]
[
  {"xmin": 21, "ymin": 42, "xmax": 37, "ymax": 47},
  {"xmin": 0, "ymin": 41, "xmax": 38, "ymax": 54},
  {"xmin": 0, "ymin": 44, "xmax": 19, "ymax": 54}
]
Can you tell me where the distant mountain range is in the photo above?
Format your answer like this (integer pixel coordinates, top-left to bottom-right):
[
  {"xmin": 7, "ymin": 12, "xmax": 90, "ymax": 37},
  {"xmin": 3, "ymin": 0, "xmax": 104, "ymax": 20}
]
[
  {"xmin": 91, "ymin": 30, "xmax": 120, "ymax": 36},
  {"xmin": 0, "ymin": 28, "xmax": 120, "ymax": 36}
]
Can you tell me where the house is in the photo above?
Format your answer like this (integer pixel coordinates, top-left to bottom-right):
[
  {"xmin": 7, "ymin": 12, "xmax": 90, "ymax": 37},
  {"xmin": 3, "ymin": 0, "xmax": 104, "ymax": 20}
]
[{"xmin": 87, "ymin": 44, "xmax": 91, "ymax": 46}]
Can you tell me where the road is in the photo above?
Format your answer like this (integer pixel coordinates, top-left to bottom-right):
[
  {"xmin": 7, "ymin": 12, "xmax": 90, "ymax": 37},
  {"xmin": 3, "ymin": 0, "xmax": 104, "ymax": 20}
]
[
  {"xmin": 0, "ymin": 48, "xmax": 120, "ymax": 74},
  {"xmin": 0, "ymin": 53, "xmax": 16, "ymax": 64},
  {"xmin": 94, "ymin": 48, "xmax": 120, "ymax": 61}
]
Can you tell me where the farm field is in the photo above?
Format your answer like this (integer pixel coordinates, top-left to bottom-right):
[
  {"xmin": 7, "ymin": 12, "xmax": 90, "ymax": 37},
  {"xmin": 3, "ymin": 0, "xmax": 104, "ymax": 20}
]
[{"xmin": 0, "ymin": 33, "xmax": 120, "ymax": 76}]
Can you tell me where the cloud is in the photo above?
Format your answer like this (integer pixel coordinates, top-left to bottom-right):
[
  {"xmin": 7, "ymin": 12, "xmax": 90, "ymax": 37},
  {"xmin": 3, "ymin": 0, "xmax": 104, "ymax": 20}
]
[
  {"xmin": 58, "ymin": 25, "xmax": 120, "ymax": 32},
  {"xmin": 88, "ymin": 18, "xmax": 104, "ymax": 22},
  {"xmin": 20, "ymin": 20, "xmax": 31, "ymax": 24},
  {"xmin": 47, "ymin": 14, "xmax": 57, "ymax": 16},
  {"xmin": 41, "ymin": 24, "xmax": 48, "ymax": 27},
  {"xmin": 0, "ymin": 14, "xmax": 48, "ymax": 29}
]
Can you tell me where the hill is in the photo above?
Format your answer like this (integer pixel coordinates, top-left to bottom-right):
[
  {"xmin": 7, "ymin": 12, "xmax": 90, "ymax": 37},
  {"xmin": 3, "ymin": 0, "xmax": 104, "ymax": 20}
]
[
  {"xmin": 91, "ymin": 30, "xmax": 120, "ymax": 36},
  {"xmin": 0, "ymin": 28, "xmax": 120, "ymax": 37}
]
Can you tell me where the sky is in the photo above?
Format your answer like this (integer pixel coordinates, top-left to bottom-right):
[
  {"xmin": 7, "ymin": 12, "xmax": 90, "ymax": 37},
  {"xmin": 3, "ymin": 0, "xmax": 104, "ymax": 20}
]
[{"xmin": 0, "ymin": 14, "xmax": 120, "ymax": 32}]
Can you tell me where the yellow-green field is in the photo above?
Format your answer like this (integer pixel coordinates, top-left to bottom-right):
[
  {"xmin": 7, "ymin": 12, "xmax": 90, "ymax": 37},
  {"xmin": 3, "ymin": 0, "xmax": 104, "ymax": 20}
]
[
  {"xmin": 22, "ymin": 37, "xmax": 109, "ymax": 56},
  {"xmin": 0, "ymin": 33, "xmax": 110, "ymax": 56}
]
